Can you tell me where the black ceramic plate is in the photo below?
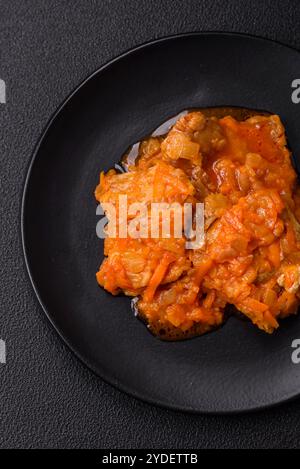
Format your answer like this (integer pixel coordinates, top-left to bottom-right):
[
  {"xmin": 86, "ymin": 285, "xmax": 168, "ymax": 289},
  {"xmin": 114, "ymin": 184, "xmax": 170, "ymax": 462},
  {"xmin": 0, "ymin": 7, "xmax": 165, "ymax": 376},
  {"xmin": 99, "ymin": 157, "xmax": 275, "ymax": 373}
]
[{"xmin": 22, "ymin": 33, "xmax": 300, "ymax": 413}]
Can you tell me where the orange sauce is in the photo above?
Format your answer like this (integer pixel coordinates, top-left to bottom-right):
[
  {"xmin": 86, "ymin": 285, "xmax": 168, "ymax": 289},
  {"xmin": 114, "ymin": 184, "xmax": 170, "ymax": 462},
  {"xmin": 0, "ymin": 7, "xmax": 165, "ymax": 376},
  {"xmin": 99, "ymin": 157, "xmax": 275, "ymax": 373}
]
[{"xmin": 95, "ymin": 108, "xmax": 300, "ymax": 340}]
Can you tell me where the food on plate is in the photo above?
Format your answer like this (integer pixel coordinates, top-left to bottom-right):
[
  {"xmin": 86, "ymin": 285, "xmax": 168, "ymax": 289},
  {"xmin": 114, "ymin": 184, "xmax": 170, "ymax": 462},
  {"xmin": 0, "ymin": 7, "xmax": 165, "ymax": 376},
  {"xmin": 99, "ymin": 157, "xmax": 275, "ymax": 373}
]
[{"xmin": 95, "ymin": 108, "xmax": 300, "ymax": 339}]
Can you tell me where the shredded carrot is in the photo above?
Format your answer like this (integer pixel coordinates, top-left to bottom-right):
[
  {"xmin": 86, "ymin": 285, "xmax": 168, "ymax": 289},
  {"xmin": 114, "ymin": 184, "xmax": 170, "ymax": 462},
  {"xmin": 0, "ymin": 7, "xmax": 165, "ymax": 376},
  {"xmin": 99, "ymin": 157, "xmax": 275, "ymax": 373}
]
[
  {"xmin": 268, "ymin": 241, "xmax": 281, "ymax": 269},
  {"xmin": 143, "ymin": 252, "xmax": 176, "ymax": 302}
]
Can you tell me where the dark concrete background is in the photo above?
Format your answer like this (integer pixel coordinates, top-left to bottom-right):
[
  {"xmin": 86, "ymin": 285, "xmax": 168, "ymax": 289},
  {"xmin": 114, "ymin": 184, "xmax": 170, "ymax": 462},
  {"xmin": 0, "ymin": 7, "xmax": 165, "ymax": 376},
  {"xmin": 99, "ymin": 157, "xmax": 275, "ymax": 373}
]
[{"xmin": 1, "ymin": 0, "xmax": 300, "ymax": 448}]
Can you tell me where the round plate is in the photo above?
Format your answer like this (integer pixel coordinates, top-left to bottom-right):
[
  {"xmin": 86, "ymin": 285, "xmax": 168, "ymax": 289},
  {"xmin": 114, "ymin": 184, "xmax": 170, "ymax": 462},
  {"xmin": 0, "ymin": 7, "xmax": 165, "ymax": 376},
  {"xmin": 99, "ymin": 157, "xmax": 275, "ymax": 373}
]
[{"xmin": 22, "ymin": 33, "xmax": 300, "ymax": 413}]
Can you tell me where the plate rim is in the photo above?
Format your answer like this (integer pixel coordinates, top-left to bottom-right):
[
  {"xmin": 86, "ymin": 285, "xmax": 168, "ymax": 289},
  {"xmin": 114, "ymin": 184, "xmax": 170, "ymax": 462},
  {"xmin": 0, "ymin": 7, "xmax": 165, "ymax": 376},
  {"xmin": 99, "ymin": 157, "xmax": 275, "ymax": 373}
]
[{"xmin": 21, "ymin": 31, "xmax": 300, "ymax": 415}]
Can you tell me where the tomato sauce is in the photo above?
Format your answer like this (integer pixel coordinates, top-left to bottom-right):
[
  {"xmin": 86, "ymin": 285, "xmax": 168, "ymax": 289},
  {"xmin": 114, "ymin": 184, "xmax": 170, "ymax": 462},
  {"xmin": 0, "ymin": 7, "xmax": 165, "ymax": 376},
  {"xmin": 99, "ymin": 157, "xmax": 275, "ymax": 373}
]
[{"xmin": 95, "ymin": 108, "xmax": 300, "ymax": 340}]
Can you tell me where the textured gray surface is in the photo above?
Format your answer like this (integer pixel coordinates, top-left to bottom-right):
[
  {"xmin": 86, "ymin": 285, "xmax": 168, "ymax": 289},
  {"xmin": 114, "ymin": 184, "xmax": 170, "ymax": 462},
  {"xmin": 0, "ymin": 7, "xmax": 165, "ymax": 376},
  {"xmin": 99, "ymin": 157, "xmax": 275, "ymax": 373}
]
[{"xmin": 1, "ymin": 0, "xmax": 300, "ymax": 449}]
